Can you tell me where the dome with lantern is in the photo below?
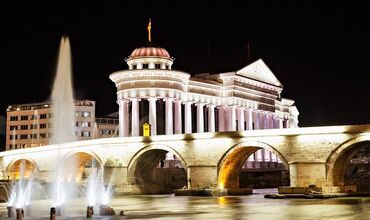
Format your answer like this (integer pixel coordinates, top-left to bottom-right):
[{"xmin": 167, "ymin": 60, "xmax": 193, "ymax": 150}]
[{"xmin": 125, "ymin": 20, "xmax": 174, "ymax": 70}]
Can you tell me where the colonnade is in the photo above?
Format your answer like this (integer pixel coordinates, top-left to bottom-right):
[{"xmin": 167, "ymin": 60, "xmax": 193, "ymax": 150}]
[{"xmin": 118, "ymin": 98, "xmax": 287, "ymax": 137}]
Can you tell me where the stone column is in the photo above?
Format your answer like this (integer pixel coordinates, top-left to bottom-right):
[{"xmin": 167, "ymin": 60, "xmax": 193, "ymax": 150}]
[
  {"xmin": 268, "ymin": 114, "xmax": 272, "ymax": 128},
  {"xmin": 217, "ymin": 106, "xmax": 225, "ymax": 132},
  {"xmin": 207, "ymin": 104, "xmax": 215, "ymax": 132},
  {"xmin": 245, "ymin": 108, "xmax": 253, "ymax": 130},
  {"xmin": 131, "ymin": 98, "xmax": 140, "ymax": 136},
  {"xmin": 260, "ymin": 111, "xmax": 267, "ymax": 129},
  {"xmin": 174, "ymin": 99, "xmax": 182, "ymax": 134},
  {"xmin": 224, "ymin": 107, "xmax": 231, "ymax": 131},
  {"xmin": 259, "ymin": 111, "xmax": 266, "ymax": 129},
  {"xmin": 272, "ymin": 116, "xmax": 277, "ymax": 129},
  {"xmin": 270, "ymin": 114, "xmax": 275, "ymax": 129},
  {"xmin": 196, "ymin": 103, "xmax": 204, "ymax": 133},
  {"xmin": 184, "ymin": 101, "xmax": 192, "ymax": 134},
  {"xmin": 237, "ymin": 107, "xmax": 244, "ymax": 131},
  {"xmin": 165, "ymin": 98, "xmax": 173, "ymax": 135},
  {"xmin": 279, "ymin": 118, "xmax": 284, "ymax": 129},
  {"xmin": 274, "ymin": 117, "xmax": 280, "ymax": 129},
  {"xmin": 252, "ymin": 110, "xmax": 259, "ymax": 130},
  {"xmin": 118, "ymin": 99, "xmax": 129, "ymax": 137},
  {"xmin": 148, "ymin": 97, "xmax": 157, "ymax": 136},
  {"xmin": 230, "ymin": 106, "xmax": 236, "ymax": 131}
]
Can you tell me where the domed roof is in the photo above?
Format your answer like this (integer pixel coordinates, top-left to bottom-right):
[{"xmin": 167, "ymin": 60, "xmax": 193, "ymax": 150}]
[{"xmin": 129, "ymin": 46, "xmax": 171, "ymax": 59}]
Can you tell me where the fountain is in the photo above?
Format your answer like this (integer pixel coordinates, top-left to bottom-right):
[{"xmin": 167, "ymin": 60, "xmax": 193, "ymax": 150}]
[
  {"xmin": 85, "ymin": 168, "xmax": 115, "ymax": 217},
  {"xmin": 50, "ymin": 35, "xmax": 76, "ymax": 145},
  {"xmin": 47, "ymin": 35, "xmax": 79, "ymax": 215},
  {"xmin": 31, "ymin": 110, "xmax": 39, "ymax": 147},
  {"xmin": 6, "ymin": 160, "xmax": 34, "ymax": 218},
  {"xmin": 4, "ymin": 35, "xmax": 116, "ymax": 218}
]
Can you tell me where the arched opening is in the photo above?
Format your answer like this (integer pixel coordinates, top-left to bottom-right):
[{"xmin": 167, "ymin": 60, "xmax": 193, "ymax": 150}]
[
  {"xmin": 329, "ymin": 140, "xmax": 370, "ymax": 192},
  {"xmin": 128, "ymin": 147, "xmax": 187, "ymax": 194},
  {"xmin": 218, "ymin": 143, "xmax": 289, "ymax": 193},
  {"xmin": 62, "ymin": 152, "xmax": 102, "ymax": 182},
  {"xmin": 7, "ymin": 159, "xmax": 38, "ymax": 180}
]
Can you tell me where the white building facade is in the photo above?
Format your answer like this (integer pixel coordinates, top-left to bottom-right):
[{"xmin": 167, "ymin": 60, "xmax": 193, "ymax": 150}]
[
  {"xmin": 109, "ymin": 45, "xmax": 299, "ymax": 138},
  {"xmin": 5, "ymin": 100, "xmax": 96, "ymax": 150}
]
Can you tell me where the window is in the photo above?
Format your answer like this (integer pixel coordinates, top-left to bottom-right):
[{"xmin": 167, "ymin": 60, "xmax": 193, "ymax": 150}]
[
  {"xmin": 30, "ymin": 124, "xmax": 37, "ymax": 129},
  {"xmin": 132, "ymin": 64, "xmax": 137, "ymax": 69},
  {"xmin": 31, "ymin": 134, "xmax": 37, "ymax": 139},
  {"xmin": 155, "ymin": 64, "xmax": 161, "ymax": 69},
  {"xmin": 10, "ymin": 125, "xmax": 17, "ymax": 130},
  {"xmin": 10, "ymin": 116, "xmax": 18, "ymax": 121},
  {"xmin": 21, "ymin": 115, "xmax": 28, "ymax": 120},
  {"xmin": 40, "ymin": 124, "xmax": 47, "ymax": 129},
  {"xmin": 143, "ymin": 64, "xmax": 148, "ymax": 69},
  {"xmin": 20, "ymin": 134, "xmax": 28, "ymax": 139},
  {"xmin": 82, "ymin": 112, "xmax": 91, "ymax": 117},
  {"xmin": 40, "ymin": 133, "xmax": 47, "ymax": 138},
  {"xmin": 81, "ymin": 122, "xmax": 90, "ymax": 127},
  {"xmin": 20, "ymin": 125, "xmax": 28, "ymax": 130},
  {"xmin": 40, "ymin": 114, "xmax": 47, "ymax": 119},
  {"xmin": 81, "ymin": 131, "xmax": 90, "ymax": 137},
  {"xmin": 31, "ymin": 115, "xmax": 37, "ymax": 120},
  {"xmin": 10, "ymin": 135, "xmax": 17, "ymax": 140}
]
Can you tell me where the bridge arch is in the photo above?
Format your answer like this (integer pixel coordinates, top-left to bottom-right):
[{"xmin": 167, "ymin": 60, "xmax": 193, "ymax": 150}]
[
  {"xmin": 326, "ymin": 134, "xmax": 370, "ymax": 187},
  {"xmin": 59, "ymin": 149, "xmax": 104, "ymax": 182},
  {"xmin": 218, "ymin": 141, "xmax": 288, "ymax": 190},
  {"xmin": 127, "ymin": 144, "xmax": 188, "ymax": 194},
  {"xmin": 6, "ymin": 157, "xmax": 40, "ymax": 180},
  {"xmin": 62, "ymin": 149, "xmax": 103, "ymax": 168}
]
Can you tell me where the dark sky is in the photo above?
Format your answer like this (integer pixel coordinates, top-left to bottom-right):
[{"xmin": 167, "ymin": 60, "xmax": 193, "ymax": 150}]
[{"xmin": 1, "ymin": 1, "xmax": 370, "ymax": 127}]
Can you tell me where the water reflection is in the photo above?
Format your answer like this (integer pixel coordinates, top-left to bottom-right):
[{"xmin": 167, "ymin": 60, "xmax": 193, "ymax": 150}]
[{"xmin": 0, "ymin": 189, "xmax": 370, "ymax": 219}]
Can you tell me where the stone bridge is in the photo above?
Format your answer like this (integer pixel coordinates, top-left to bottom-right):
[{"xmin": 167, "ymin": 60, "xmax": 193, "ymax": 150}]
[{"xmin": 1, "ymin": 125, "xmax": 370, "ymax": 194}]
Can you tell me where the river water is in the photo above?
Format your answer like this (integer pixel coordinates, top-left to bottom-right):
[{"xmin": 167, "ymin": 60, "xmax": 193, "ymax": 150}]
[{"xmin": 1, "ymin": 188, "xmax": 369, "ymax": 219}]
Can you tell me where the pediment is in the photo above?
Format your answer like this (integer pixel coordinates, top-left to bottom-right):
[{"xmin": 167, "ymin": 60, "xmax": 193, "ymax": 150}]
[{"xmin": 236, "ymin": 59, "xmax": 283, "ymax": 87}]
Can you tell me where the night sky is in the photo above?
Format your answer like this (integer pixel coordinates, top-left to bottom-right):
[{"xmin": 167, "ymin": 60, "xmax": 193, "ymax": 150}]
[{"xmin": 1, "ymin": 2, "xmax": 370, "ymax": 127}]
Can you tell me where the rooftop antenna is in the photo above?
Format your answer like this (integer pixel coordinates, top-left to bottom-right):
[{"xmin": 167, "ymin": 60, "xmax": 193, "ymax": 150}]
[{"xmin": 147, "ymin": 18, "xmax": 152, "ymax": 43}]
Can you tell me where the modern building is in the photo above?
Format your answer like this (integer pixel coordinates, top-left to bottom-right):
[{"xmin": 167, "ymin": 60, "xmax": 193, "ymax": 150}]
[
  {"xmin": 95, "ymin": 112, "xmax": 119, "ymax": 138},
  {"xmin": 5, "ymin": 100, "xmax": 96, "ymax": 150},
  {"xmin": 0, "ymin": 116, "xmax": 5, "ymax": 151}
]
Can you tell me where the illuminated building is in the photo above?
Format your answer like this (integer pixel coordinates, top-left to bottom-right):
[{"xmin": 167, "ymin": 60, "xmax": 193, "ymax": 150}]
[
  {"xmin": 95, "ymin": 112, "xmax": 119, "ymax": 138},
  {"xmin": 5, "ymin": 100, "xmax": 96, "ymax": 150},
  {"xmin": 109, "ymin": 24, "xmax": 299, "ymax": 165},
  {"xmin": 110, "ymin": 44, "xmax": 298, "ymax": 138}
]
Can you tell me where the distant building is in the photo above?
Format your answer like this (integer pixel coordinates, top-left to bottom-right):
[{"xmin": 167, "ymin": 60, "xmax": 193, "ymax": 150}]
[
  {"xmin": 95, "ymin": 112, "xmax": 119, "ymax": 138},
  {"xmin": 5, "ymin": 100, "xmax": 95, "ymax": 150},
  {"xmin": 0, "ymin": 115, "xmax": 6, "ymax": 151}
]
